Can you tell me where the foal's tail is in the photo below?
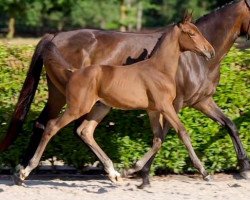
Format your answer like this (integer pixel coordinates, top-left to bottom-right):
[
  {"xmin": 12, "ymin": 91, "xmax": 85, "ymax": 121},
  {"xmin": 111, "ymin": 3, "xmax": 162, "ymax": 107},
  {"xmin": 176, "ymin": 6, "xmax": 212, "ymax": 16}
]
[{"xmin": 0, "ymin": 34, "xmax": 55, "ymax": 151}]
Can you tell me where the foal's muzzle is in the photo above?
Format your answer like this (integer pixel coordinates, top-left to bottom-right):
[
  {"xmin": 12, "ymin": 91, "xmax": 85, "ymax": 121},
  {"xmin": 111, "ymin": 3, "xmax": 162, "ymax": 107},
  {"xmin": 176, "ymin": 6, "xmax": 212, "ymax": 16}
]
[{"xmin": 202, "ymin": 49, "xmax": 215, "ymax": 60}]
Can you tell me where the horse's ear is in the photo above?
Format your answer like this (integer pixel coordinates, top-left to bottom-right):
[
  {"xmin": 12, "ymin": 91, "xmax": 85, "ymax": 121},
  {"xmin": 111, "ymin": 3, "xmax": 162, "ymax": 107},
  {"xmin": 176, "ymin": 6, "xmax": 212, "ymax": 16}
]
[
  {"xmin": 182, "ymin": 10, "xmax": 193, "ymax": 23},
  {"xmin": 245, "ymin": 0, "xmax": 250, "ymax": 8}
]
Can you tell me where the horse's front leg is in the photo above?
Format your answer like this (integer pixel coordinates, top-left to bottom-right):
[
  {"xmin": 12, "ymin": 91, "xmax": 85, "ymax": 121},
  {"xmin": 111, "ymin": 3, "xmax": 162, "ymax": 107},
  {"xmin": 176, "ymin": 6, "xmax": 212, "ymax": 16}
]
[
  {"xmin": 75, "ymin": 103, "xmax": 123, "ymax": 183},
  {"xmin": 193, "ymin": 97, "xmax": 250, "ymax": 179}
]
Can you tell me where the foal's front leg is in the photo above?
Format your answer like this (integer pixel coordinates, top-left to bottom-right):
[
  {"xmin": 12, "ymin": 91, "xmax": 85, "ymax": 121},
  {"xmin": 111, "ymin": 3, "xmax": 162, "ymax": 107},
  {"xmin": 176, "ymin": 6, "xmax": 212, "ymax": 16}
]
[
  {"xmin": 14, "ymin": 110, "xmax": 79, "ymax": 184},
  {"xmin": 162, "ymin": 104, "xmax": 210, "ymax": 180}
]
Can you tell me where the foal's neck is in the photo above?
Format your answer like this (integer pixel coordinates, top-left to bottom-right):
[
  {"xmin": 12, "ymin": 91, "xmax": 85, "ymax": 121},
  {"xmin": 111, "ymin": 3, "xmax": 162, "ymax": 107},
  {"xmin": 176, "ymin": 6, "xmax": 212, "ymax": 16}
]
[{"xmin": 150, "ymin": 26, "xmax": 181, "ymax": 75}]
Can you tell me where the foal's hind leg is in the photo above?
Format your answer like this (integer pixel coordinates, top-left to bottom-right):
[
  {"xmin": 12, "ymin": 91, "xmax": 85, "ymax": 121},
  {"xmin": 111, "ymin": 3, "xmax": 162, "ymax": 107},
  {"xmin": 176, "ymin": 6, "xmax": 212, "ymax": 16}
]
[
  {"xmin": 16, "ymin": 87, "xmax": 97, "ymax": 184},
  {"xmin": 16, "ymin": 109, "xmax": 81, "ymax": 183},
  {"xmin": 20, "ymin": 79, "xmax": 66, "ymax": 168},
  {"xmin": 76, "ymin": 103, "xmax": 123, "ymax": 183},
  {"xmin": 162, "ymin": 104, "xmax": 210, "ymax": 180}
]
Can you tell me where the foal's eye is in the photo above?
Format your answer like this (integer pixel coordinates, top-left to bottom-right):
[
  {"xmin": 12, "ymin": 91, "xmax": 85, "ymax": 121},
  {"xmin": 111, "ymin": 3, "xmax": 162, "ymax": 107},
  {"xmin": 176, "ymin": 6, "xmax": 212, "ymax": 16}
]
[{"xmin": 188, "ymin": 32, "xmax": 195, "ymax": 37}]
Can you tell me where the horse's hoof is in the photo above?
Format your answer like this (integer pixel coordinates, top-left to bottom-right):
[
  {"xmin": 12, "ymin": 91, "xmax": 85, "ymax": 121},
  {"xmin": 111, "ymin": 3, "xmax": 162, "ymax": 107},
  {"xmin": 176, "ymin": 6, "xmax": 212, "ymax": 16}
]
[
  {"xmin": 203, "ymin": 174, "xmax": 212, "ymax": 182},
  {"xmin": 240, "ymin": 170, "xmax": 250, "ymax": 180},
  {"xmin": 12, "ymin": 174, "xmax": 24, "ymax": 186}
]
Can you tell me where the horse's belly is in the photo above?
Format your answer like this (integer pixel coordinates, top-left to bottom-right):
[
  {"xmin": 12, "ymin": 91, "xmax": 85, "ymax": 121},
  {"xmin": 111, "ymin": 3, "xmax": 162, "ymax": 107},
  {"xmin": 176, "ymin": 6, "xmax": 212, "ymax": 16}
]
[{"xmin": 183, "ymin": 85, "xmax": 216, "ymax": 106}]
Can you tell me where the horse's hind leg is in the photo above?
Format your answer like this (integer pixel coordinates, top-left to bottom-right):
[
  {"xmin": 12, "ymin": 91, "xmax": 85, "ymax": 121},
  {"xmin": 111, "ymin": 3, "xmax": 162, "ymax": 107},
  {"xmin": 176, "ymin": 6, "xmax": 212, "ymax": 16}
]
[
  {"xmin": 162, "ymin": 104, "xmax": 209, "ymax": 180},
  {"xmin": 194, "ymin": 97, "xmax": 250, "ymax": 179},
  {"xmin": 137, "ymin": 121, "xmax": 172, "ymax": 189},
  {"xmin": 76, "ymin": 103, "xmax": 123, "ymax": 183}
]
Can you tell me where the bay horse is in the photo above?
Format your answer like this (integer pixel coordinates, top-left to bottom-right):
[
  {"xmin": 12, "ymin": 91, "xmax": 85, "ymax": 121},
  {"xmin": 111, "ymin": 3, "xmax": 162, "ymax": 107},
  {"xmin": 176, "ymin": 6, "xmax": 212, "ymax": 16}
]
[
  {"xmin": 1, "ymin": 0, "xmax": 250, "ymax": 187},
  {"xmin": 15, "ymin": 15, "xmax": 215, "ymax": 184}
]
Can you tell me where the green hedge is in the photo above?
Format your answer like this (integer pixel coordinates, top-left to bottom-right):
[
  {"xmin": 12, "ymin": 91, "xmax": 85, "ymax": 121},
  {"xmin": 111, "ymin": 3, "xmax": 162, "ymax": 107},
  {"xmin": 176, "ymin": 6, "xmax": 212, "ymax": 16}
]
[{"xmin": 0, "ymin": 44, "xmax": 250, "ymax": 174}]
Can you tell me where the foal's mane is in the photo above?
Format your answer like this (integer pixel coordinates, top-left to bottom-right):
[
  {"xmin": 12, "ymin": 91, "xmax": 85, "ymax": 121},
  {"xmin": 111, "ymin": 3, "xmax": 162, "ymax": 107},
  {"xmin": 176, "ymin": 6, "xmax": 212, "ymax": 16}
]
[{"xmin": 148, "ymin": 25, "xmax": 175, "ymax": 58}]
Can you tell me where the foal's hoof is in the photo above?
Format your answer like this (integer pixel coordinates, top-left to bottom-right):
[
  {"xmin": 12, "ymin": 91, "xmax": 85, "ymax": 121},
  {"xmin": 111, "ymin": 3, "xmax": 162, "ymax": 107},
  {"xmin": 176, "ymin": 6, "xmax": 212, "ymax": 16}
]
[
  {"xmin": 108, "ymin": 171, "xmax": 123, "ymax": 184},
  {"xmin": 12, "ymin": 174, "xmax": 24, "ymax": 186},
  {"xmin": 203, "ymin": 174, "xmax": 212, "ymax": 182},
  {"xmin": 240, "ymin": 170, "xmax": 250, "ymax": 180}
]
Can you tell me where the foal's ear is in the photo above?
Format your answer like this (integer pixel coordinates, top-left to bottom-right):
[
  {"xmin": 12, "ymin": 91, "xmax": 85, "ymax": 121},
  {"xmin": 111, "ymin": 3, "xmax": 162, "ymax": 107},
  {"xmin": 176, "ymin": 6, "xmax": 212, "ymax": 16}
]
[
  {"xmin": 178, "ymin": 23, "xmax": 189, "ymax": 33},
  {"xmin": 182, "ymin": 10, "xmax": 193, "ymax": 23}
]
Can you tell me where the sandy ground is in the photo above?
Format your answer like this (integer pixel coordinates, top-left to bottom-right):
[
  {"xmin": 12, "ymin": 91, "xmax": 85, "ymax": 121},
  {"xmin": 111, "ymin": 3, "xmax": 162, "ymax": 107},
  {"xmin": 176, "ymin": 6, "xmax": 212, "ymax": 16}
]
[{"xmin": 0, "ymin": 173, "xmax": 249, "ymax": 200}]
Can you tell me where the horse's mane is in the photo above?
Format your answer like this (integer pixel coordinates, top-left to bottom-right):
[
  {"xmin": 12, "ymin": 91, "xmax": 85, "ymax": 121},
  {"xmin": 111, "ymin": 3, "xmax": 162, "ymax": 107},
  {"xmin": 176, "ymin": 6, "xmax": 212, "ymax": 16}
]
[
  {"xmin": 148, "ymin": 0, "xmax": 243, "ymax": 58},
  {"xmin": 196, "ymin": 0, "xmax": 241, "ymax": 23}
]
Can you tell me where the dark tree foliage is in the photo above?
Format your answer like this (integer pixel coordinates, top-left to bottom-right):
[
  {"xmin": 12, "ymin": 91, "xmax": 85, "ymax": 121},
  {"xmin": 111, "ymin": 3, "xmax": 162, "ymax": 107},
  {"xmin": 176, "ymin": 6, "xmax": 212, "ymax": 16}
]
[{"xmin": 0, "ymin": 0, "xmax": 233, "ymax": 37}]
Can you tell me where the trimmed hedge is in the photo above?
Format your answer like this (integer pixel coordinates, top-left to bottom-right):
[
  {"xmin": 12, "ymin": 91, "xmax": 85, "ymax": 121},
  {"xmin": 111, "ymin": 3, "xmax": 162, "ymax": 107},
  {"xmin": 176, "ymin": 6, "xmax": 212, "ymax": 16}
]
[{"xmin": 0, "ymin": 44, "xmax": 250, "ymax": 174}]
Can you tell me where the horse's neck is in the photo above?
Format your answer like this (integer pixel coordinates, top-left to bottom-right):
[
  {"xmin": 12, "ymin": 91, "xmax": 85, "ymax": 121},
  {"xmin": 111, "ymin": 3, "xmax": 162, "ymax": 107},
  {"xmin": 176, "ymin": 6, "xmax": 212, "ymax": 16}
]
[
  {"xmin": 196, "ymin": 1, "xmax": 244, "ymax": 70},
  {"xmin": 150, "ymin": 27, "xmax": 180, "ymax": 75}
]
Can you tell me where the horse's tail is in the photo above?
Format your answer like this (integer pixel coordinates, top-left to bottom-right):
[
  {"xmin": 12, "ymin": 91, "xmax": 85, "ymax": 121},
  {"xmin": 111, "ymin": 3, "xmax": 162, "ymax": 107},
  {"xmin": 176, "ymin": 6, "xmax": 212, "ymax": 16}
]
[{"xmin": 0, "ymin": 34, "xmax": 55, "ymax": 151}]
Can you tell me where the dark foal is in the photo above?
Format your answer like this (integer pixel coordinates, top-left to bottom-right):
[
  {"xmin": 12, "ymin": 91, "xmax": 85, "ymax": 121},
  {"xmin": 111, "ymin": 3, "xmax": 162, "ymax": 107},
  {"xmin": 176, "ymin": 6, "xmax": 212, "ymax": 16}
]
[
  {"xmin": 15, "ymin": 16, "xmax": 214, "ymax": 184},
  {"xmin": 2, "ymin": 0, "xmax": 250, "ymax": 188}
]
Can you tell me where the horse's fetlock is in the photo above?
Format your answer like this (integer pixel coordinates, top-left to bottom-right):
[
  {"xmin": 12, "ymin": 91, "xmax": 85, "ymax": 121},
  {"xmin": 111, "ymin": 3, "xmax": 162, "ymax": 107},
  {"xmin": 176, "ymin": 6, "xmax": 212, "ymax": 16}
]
[{"xmin": 35, "ymin": 121, "xmax": 45, "ymax": 130}]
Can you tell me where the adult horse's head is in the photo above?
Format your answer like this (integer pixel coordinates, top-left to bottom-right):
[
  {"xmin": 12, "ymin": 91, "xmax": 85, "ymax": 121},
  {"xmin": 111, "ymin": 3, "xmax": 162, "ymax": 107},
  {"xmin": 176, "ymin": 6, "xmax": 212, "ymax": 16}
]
[
  {"xmin": 241, "ymin": 0, "xmax": 250, "ymax": 38},
  {"xmin": 178, "ymin": 12, "xmax": 215, "ymax": 60}
]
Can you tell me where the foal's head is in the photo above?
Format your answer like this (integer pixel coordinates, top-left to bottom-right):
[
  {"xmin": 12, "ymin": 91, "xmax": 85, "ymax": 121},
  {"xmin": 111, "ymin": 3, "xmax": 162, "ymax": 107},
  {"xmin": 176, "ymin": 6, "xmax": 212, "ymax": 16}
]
[{"xmin": 178, "ymin": 13, "xmax": 215, "ymax": 59}]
